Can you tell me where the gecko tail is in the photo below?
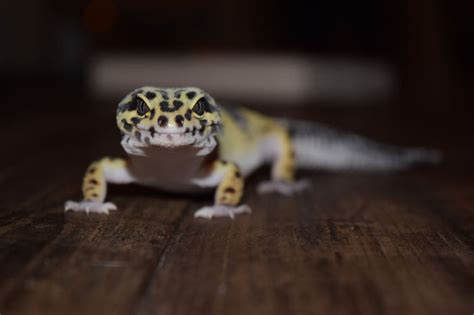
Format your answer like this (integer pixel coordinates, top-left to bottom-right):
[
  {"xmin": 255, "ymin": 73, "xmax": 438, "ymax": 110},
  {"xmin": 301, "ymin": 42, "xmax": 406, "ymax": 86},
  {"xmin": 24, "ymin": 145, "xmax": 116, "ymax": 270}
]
[{"xmin": 279, "ymin": 119, "xmax": 442, "ymax": 171}]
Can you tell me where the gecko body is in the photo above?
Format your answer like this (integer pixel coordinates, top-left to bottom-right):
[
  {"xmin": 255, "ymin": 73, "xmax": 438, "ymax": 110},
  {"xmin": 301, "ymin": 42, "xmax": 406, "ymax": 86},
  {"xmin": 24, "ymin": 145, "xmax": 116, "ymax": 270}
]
[{"xmin": 65, "ymin": 87, "xmax": 441, "ymax": 218}]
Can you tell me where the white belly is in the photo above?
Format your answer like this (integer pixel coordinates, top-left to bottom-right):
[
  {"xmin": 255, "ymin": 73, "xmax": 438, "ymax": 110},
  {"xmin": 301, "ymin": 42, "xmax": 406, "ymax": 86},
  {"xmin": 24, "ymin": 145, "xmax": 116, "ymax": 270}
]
[{"xmin": 128, "ymin": 146, "xmax": 208, "ymax": 193}]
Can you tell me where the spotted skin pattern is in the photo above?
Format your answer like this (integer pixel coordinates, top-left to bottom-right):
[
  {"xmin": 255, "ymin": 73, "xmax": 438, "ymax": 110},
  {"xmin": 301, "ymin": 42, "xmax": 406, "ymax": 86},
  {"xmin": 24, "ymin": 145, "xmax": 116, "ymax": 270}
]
[
  {"xmin": 212, "ymin": 161, "xmax": 244, "ymax": 206},
  {"xmin": 65, "ymin": 86, "xmax": 440, "ymax": 218},
  {"xmin": 82, "ymin": 159, "xmax": 108, "ymax": 202}
]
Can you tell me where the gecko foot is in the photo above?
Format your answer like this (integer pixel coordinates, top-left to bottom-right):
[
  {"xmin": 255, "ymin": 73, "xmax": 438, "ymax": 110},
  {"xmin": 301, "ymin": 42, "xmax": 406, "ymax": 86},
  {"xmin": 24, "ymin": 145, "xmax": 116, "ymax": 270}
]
[
  {"xmin": 257, "ymin": 179, "xmax": 310, "ymax": 196},
  {"xmin": 194, "ymin": 204, "xmax": 251, "ymax": 219},
  {"xmin": 65, "ymin": 200, "xmax": 117, "ymax": 214}
]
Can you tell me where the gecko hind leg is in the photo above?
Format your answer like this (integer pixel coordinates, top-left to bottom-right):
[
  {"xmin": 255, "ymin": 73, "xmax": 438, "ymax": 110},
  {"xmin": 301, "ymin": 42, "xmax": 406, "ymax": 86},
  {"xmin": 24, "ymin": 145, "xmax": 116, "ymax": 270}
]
[{"xmin": 258, "ymin": 128, "xmax": 311, "ymax": 196}]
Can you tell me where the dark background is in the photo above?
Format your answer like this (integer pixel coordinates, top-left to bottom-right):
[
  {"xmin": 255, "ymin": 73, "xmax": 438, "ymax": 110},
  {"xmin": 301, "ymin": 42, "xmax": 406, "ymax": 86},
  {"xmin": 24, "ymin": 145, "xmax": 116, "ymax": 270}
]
[{"xmin": 2, "ymin": 0, "xmax": 473, "ymax": 109}]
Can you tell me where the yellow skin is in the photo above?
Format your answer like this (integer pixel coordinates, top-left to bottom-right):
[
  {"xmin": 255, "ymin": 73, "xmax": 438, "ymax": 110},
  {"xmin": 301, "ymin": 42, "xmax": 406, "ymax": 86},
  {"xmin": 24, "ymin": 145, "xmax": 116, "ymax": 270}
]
[{"xmin": 65, "ymin": 86, "xmax": 304, "ymax": 218}]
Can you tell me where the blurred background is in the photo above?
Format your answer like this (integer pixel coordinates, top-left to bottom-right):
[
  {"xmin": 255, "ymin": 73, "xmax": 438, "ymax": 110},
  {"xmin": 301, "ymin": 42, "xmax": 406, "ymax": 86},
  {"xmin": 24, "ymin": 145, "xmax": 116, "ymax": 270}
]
[{"xmin": 1, "ymin": 0, "xmax": 473, "ymax": 131}]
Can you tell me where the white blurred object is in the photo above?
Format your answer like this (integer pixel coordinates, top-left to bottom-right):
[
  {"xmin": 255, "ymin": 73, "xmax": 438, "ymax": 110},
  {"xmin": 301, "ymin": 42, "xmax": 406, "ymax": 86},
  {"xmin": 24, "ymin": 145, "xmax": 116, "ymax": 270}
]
[{"xmin": 90, "ymin": 54, "xmax": 393, "ymax": 105}]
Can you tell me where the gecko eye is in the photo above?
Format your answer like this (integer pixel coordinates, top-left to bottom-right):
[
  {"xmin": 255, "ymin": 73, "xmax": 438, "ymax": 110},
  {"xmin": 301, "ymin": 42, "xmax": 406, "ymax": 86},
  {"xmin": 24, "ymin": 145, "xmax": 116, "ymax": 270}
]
[
  {"xmin": 192, "ymin": 98, "xmax": 207, "ymax": 116},
  {"xmin": 136, "ymin": 98, "xmax": 150, "ymax": 116}
]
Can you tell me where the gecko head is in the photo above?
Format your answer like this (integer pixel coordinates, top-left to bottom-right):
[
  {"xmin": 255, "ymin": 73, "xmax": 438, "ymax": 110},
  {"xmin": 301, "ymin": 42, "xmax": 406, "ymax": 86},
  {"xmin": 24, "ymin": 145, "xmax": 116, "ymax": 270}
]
[{"xmin": 116, "ymin": 86, "xmax": 222, "ymax": 149}]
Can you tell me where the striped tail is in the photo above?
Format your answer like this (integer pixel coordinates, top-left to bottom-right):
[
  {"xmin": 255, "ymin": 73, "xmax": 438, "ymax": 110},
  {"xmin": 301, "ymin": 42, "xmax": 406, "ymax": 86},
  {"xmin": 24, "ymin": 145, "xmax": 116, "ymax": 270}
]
[{"xmin": 279, "ymin": 119, "xmax": 442, "ymax": 171}]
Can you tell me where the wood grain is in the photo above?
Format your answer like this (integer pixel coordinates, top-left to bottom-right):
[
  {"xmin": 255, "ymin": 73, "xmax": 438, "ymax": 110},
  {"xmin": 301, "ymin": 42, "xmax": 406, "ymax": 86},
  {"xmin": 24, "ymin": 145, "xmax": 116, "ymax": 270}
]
[{"xmin": 0, "ymin": 103, "xmax": 473, "ymax": 315}]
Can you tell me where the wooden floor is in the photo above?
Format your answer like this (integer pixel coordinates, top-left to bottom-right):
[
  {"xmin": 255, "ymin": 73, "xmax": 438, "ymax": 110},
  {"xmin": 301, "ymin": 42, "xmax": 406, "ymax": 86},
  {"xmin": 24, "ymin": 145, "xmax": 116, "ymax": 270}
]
[{"xmin": 1, "ymin": 99, "xmax": 473, "ymax": 315}]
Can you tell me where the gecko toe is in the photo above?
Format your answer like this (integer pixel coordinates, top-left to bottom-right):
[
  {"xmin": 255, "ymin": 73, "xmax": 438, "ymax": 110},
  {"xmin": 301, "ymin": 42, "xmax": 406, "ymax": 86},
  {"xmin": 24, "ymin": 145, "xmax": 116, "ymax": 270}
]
[
  {"xmin": 194, "ymin": 204, "xmax": 251, "ymax": 219},
  {"xmin": 64, "ymin": 200, "xmax": 118, "ymax": 214}
]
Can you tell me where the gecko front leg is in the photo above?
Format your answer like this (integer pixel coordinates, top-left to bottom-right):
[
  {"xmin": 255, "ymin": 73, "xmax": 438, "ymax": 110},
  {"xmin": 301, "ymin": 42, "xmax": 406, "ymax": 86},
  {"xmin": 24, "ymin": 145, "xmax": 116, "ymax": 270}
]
[
  {"xmin": 192, "ymin": 160, "xmax": 251, "ymax": 219},
  {"xmin": 65, "ymin": 157, "xmax": 135, "ymax": 214}
]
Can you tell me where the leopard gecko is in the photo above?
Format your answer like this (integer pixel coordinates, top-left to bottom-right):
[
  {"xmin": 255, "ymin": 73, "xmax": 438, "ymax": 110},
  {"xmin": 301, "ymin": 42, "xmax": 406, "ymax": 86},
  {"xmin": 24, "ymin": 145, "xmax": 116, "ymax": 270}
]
[{"xmin": 65, "ymin": 87, "xmax": 441, "ymax": 219}]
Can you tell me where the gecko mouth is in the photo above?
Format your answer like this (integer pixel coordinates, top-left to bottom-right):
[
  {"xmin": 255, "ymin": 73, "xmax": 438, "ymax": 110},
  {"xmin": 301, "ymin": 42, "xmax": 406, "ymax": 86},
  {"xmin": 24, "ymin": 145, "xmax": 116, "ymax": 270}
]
[
  {"xmin": 132, "ymin": 123, "xmax": 221, "ymax": 147},
  {"xmin": 139, "ymin": 123, "xmax": 220, "ymax": 136},
  {"xmin": 147, "ymin": 124, "xmax": 220, "ymax": 136}
]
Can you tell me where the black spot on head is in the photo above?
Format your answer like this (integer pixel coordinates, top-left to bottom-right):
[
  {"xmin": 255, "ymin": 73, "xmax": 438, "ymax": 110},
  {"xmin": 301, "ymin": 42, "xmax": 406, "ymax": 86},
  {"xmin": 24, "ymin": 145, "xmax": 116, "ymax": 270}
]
[
  {"xmin": 174, "ymin": 90, "xmax": 183, "ymax": 98},
  {"xmin": 160, "ymin": 91, "xmax": 169, "ymax": 100},
  {"xmin": 203, "ymin": 98, "xmax": 216, "ymax": 113},
  {"xmin": 89, "ymin": 179, "xmax": 99, "ymax": 185},
  {"xmin": 149, "ymin": 126, "xmax": 156, "ymax": 137},
  {"xmin": 157, "ymin": 115, "xmax": 168, "ymax": 127},
  {"xmin": 200, "ymin": 119, "xmax": 208, "ymax": 126},
  {"xmin": 135, "ymin": 131, "xmax": 142, "ymax": 141},
  {"xmin": 184, "ymin": 109, "xmax": 192, "ymax": 121},
  {"xmin": 121, "ymin": 119, "xmax": 133, "ymax": 131},
  {"xmin": 145, "ymin": 91, "xmax": 156, "ymax": 100},
  {"xmin": 173, "ymin": 100, "xmax": 183, "ymax": 108},
  {"xmin": 175, "ymin": 115, "xmax": 184, "ymax": 127},
  {"xmin": 185, "ymin": 127, "xmax": 190, "ymax": 133},
  {"xmin": 199, "ymin": 127, "xmax": 205, "ymax": 135},
  {"xmin": 160, "ymin": 100, "xmax": 183, "ymax": 112},
  {"xmin": 149, "ymin": 108, "xmax": 156, "ymax": 120},
  {"xmin": 235, "ymin": 171, "xmax": 241, "ymax": 178},
  {"xmin": 91, "ymin": 193, "xmax": 98, "ymax": 198},
  {"xmin": 88, "ymin": 167, "xmax": 96, "ymax": 174},
  {"xmin": 160, "ymin": 101, "xmax": 169, "ymax": 109},
  {"xmin": 127, "ymin": 100, "xmax": 138, "ymax": 111},
  {"xmin": 131, "ymin": 117, "xmax": 141, "ymax": 125},
  {"xmin": 186, "ymin": 91, "xmax": 196, "ymax": 100}
]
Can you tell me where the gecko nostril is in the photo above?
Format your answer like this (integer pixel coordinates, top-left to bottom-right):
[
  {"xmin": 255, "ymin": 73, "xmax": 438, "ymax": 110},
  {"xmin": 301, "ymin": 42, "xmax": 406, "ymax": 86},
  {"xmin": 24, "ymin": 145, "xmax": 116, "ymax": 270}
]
[
  {"xmin": 175, "ymin": 115, "xmax": 184, "ymax": 127},
  {"xmin": 157, "ymin": 115, "xmax": 168, "ymax": 127}
]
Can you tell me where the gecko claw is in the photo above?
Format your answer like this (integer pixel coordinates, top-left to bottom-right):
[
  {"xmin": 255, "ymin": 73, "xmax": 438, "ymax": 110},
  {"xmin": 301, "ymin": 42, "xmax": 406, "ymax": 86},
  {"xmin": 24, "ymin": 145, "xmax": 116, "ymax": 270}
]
[
  {"xmin": 65, "ymin": 200, "xmax": 118, "ymax": 214},
  {"xmin": 194, "ymin": 204, "xmax": 251, "ymax": 219}
]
